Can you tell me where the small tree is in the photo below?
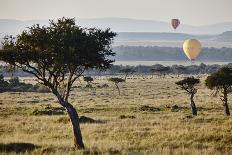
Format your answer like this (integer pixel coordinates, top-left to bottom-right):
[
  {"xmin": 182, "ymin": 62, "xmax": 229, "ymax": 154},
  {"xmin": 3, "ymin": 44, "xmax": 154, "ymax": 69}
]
[
  {"xmin": 150, "ymin": 68, "xmax": 158, "ymax": 78},
  {"xmin": 119, "ymin": 68, "xmax": 135, "ymax": 81},
  {"xmin": 205, "ymin": 67, "xmax": 232, "ymax": 116},
  {"xmin": 150, "ymin": 65, "xmax": 170, "ymax": 78},
  {"xmin": 172, "ymin": 65, "xmax": 187, "ymax": 77},
  {"xmin": 0, "ymin": 17, "xmax": 116, "ymax": 148},
  {"xmin": 9, "ymin": 76, "xmax": 20, "ymax": 86},
  {"xmin": 175, "ymin": 77, "xmax": 200, "ymax": 116},
  {"xmin": 108, "ymin": 77, "xmax": 125, "ymax": 95},
  {"xmin": 0, "ymin": 74, "xmax": 5, "ymax": 83},
  {"xmin": 83, "ymin": 76, "xmax": 93, "ymax": 86},
  {"xmin": 0, "ymin": 74, "xmax": 9, "ymax": 92}
]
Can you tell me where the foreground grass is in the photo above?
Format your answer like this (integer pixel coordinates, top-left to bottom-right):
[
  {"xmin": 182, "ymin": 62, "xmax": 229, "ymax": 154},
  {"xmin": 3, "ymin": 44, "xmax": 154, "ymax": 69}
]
[{"xmin": 0, "ymin": 75, "xmax": 232, "ymax": 155}]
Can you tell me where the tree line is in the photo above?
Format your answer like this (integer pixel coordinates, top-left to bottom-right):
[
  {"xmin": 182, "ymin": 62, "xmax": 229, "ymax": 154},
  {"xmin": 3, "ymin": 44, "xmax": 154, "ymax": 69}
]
[{"xmin": 1, "ymin": 63, "xmax": 231, "ymax": 77}]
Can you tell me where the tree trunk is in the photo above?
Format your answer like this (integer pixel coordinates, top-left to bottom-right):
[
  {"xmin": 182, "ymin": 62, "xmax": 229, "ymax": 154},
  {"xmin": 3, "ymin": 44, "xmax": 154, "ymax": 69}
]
[
  {"xmin": 115, "ymin": 83, "xmax": 120, "ymax": 95},
  {"xmin": 223, "ymin": 87, "xmax": 230, "ymax": 116},
  {"xmin": 61, "ymin": 100, "xmax": 85, "ymax": 148},
  {"xmin": 124, "ymin": 74, "xmax": 127, "ymax": 81},
  {"xmin": 224, "ymin": 102, "xmax": 230, "ymax": 116},
  {"xmin": 190, "ymin": 93, "xmax": 197, "ymax": 116}
]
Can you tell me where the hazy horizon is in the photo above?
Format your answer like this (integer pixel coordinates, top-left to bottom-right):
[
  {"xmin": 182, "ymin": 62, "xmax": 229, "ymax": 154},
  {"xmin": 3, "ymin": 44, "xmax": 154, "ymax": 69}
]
[{"xmin": 0, "ymin": 0, "xmax": 232, "ymax": 26}]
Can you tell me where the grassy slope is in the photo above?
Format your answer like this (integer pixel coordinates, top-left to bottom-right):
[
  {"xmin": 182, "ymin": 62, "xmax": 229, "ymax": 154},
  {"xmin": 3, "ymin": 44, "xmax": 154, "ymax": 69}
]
[{"xmin": 0, "ymin": 75, "xmax": 232, "ymax": 155}]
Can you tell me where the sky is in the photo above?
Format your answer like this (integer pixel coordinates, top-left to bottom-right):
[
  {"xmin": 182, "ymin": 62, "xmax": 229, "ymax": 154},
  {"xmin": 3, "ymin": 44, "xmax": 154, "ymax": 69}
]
[{"xmin": 0, "ymin": 0, "xmax": 232, "ymax": 26}]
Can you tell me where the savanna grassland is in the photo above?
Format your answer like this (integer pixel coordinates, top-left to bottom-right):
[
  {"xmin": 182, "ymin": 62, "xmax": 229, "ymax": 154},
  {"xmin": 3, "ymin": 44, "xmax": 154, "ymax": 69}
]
[{"xmin": 0, "ymin": 75, "xmax": 232, "ymax": 155}]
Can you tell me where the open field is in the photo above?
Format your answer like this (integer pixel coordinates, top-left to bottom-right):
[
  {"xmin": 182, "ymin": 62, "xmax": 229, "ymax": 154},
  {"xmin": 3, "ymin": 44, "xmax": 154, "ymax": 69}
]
[{"xmin": 0, "ymin": 75, "xmax": 232, "ymax": 155}]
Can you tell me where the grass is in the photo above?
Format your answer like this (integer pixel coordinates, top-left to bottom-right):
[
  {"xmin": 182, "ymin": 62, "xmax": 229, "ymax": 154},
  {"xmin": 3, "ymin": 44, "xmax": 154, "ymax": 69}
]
[{"xmin": 0, "ymin": 75, "xmax": 232, "ymax": 154}]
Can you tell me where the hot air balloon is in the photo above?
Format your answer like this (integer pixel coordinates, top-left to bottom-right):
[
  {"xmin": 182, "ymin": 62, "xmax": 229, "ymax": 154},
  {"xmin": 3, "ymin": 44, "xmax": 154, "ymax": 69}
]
[
  {"xmin": 171, "ymin": 19, "xmax": 180, "ymax": 30},
  {"xmin": 183, "ymin": 39, "xmax": 202, "ymax": 61}
]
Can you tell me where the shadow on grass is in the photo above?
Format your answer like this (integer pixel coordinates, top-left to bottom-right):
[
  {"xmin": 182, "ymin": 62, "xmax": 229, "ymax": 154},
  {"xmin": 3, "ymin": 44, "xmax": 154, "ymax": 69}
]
[
  {"xmin": 56, "ymin": 115, "xmax": 106, "ymax": 124},
  {"xmin": 0, "ymin": 142, "xmax": 37, "ymax": 153},
  {"xmin": 79, "ymin": 116, "xmax": 106, "ymax": 124}
]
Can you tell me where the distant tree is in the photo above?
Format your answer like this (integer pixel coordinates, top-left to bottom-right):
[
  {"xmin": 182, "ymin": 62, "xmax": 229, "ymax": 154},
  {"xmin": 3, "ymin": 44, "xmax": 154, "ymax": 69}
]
[
  {"xmin": 0, "ymin": 17, "xmax": 116, "ymax": 148},
  {"xmin": 199, "ymin": 63, "xmax": 207, "ymax": 74},
  {"xmin": 0, "ymin": 74, "xmax": 5, "ymax": 83},
  {"xmin": 172, "ymin": 65, "xmax": 187, "ymax": 77},
  {"xmin": 175, "ymin": 77, "xmax": 200, "ymax": 116},
  {"xmin": 227, "ymin": 63, "xmax": 232, "ymax": 68},
  {"xmin": 108, "ymin": 77, "xmax": 125, "ymax": 95},
  {"xmin": 9, "ymin": 77, "xmax": 20, "ymax": 86},
  {"xmin": 0, "ymin": 74, "xmax": 9, "ymax": 92},
  {"xmin": 150, "ymin": 68, "xmax": 158, "ymax": 78},
  {"xmin": 150, "ymin": 64, "xmax": 170, "ymax": 78},
  {"xmin": 83, "ymin": 76, "xmax": 94, "ymax": 86},
  {"xmin": 120, "ymin": 68, "xmax": 135, "ymax": 80},
  {"xmin": 157, "ymin": 66, "xmax": 170, "ymax": 78},
  {"xmin": 205, "ymin": 67, "xmax": 232, "ymax": 116}
]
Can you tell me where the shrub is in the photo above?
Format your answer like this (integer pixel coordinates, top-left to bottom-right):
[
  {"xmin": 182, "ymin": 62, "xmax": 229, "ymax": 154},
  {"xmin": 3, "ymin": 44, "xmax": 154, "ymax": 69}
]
[
  {"xmin": 31, "ymin": 106, "xmax": 65, "ymax": 115},
  {"xmin": 34, "ymin": 83, "xmax": 50, "ymax": 93},
  {"xmin": 139, "ymin": 105, "xmax": 161, "ymax": 112},
  {"xmin": 9, "ymin": 77, "xmax": 20, "ymax": 86}
]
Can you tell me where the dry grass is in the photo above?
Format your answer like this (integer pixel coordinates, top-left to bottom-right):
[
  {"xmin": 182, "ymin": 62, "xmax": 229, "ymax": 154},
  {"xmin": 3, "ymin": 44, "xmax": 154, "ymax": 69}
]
[{"xmin": 0, "ymin": 75, "xmax": 232, "ymax": 155}]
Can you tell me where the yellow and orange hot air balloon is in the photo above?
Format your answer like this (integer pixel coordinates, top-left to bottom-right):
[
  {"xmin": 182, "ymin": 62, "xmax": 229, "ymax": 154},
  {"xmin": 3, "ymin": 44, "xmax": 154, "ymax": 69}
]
[{"xmin": 183, "ymin": 39, "xmax": 202, "ymax": 61}]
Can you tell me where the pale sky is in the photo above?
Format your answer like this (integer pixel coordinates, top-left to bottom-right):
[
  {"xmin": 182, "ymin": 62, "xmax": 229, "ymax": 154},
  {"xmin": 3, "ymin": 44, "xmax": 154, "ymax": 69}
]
[{"xmin": 0, "ymin": 0, "xmax": 232, "ymax": 26}]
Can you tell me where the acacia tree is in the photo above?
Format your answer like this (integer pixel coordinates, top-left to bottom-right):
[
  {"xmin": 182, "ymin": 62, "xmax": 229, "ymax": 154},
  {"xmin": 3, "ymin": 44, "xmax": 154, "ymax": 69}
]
[
  {"xmin": 150, "ymin": 65, "xmax": 170, "ymax": 78},
  {"xmin": 0, "ymin": 74, "xmax": 8, "ymax": 92},
  {"xmin": 205, "ymin": 67, "xmax": 232, "ymax": 116},
  {"xmin": 0, "ymin": 17, "xmax": 116, "ymax": 148},
  {"xmin": 108, "ymin": 77, "xmax": 125, "ymax": 95},
  {"xmin": 119, "ymin": 68, "xmax": 135, "ymax": 81},
  {"xmin": 175, "ymin": 77, "xmax": 200, "ymax": 116},
  {"xmin": 150, "ymin": 68, "xmax": 157, "ymax": 78},
  {"xmin": 172, "ymin": 65, "xmax": 187, "ymax": 77}
]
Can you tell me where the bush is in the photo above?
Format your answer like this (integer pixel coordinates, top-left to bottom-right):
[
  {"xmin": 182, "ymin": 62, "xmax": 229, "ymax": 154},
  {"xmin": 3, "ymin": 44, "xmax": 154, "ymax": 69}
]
[
  {"xmin": 34, "ymin": 83, "xmax": 50, "ymax": 93},
  {"xmin": 56, "ymin": 116, "xmax": 70, "ymax": 124},
  {"xmin": 139, "ymin": 105, "xmax": 161, "ymax": 112},
  {"xmin": 31, "ymin": 106, "xmax": 65, "ymax": 115},
  {"xmin": 9, "ymin": 77, "xmax": 20, "ymax": 86},
  {"xmin": 10, "ymin": 83, "xmax": 35, "ymax": 92},
  {"xmin": 85, "ymin": 84, "xmax": 93, "ymax": 88},
  {"xmin": 119, "ymin": 115, "xmax": 135, "ymax": 119},
  {"xmin": 0, "ymin": 74, "xmax": 9, "ymax": 92}
]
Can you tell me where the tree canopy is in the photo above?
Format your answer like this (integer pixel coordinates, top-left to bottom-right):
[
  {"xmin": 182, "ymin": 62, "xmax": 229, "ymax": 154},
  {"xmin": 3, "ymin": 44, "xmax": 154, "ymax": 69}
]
[
  {"xmin": 205, "ymin": 67, "xmax": 232, "ymax": 90},
  {"xmin": 108, "ymin": 77, "xmax": 125, "ymax": 84},
  {"xmin": 176, "ymin": 77, "xmax": 200, "ymax": 94},
  {"xmin": 0, "ymin": 17, "xmax": 116, "ymax": 100}
]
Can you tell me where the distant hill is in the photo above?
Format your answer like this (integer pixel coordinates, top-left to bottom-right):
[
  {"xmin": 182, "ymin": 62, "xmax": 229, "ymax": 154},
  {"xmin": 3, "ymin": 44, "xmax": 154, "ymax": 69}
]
[
  {"xmin": 113, "ymin": 32, "xmax": 232, "ymax": 48},
  {"xmin": 0, "ymin": 18, "xmax": 232, "ymax": 35},
  {"xmin": 0, "ymin": 18, "xmax": 232, "ymax": 49},
  {"xmin": 213, "ymin": 31, "xmax": 232, "ymax": 42},
  {"xmin": 78, "ymin": 18, "xmax": 232, "ymax": 35},
  {"xmin": 115, "ymin": 32, "xmax": 214, "ymax": 41},
  {"xmin": 0, "ymin": 19, "xmax": 48, "ymax": 35}
]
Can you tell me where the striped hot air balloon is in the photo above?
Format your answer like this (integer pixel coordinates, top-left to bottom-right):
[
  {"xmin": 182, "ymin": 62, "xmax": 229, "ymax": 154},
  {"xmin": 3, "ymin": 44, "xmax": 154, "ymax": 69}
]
[{"xmin": 171, "ymin": 19, "xmax": 180, "ymax": 30}]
